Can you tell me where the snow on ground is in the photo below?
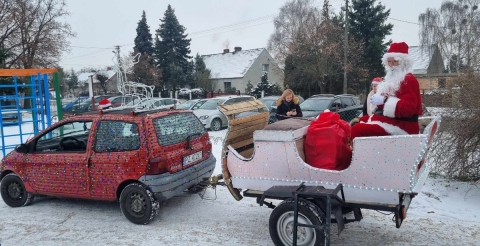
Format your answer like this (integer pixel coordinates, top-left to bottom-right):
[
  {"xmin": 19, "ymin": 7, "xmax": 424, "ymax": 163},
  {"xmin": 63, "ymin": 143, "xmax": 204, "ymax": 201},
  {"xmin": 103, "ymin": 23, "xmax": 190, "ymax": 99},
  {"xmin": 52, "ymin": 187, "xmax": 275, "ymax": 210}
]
[{"xmin": 1, "ymin": 128, "xmax": 480, "ymax": 245}]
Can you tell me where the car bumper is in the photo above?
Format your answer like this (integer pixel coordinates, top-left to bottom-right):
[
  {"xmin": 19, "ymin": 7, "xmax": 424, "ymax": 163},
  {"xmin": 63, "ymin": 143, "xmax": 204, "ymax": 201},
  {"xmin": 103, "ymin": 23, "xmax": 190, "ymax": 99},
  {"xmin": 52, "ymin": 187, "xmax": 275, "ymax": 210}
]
[
  {"xmin": 199, "ymin": 118, "xmax": 211, "ymax": 128},
  {"xmin": 138, "ymin": 155, "xmax": 216, "ymax": 201}
]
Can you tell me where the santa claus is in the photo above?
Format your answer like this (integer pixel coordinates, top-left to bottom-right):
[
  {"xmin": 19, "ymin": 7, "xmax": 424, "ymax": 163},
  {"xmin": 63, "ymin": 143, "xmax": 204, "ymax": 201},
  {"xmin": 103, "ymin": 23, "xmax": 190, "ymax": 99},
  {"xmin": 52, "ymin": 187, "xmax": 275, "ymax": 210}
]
[{"xmin": 351, "ymin": 42, "xmax": 422, "ymax": 140}]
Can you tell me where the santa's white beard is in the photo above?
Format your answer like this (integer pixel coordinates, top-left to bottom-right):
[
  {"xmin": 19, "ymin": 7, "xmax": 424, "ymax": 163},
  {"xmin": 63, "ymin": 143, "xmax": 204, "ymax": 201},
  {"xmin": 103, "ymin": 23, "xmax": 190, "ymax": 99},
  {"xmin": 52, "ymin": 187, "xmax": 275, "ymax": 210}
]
[{"xmin": 377, "ymin": 66, "xmax": 407, "ymax": 96}]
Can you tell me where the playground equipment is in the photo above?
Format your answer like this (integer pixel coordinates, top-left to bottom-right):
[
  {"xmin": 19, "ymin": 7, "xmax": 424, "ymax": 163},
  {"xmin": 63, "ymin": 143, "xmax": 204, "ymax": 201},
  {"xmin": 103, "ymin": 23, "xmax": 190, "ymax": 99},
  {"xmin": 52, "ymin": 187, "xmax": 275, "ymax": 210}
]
[{"xmin": 0, "ymin": 69, "xmax": 62, "ymax": 157}]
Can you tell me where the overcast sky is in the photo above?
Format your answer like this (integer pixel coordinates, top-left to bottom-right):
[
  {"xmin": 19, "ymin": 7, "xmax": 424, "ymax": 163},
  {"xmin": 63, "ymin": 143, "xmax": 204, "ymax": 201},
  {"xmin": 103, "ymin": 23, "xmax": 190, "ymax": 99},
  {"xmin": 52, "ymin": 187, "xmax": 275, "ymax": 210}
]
[{"xmin": 60, "ymin": 0, "xmax": 442, "ymax": 72}]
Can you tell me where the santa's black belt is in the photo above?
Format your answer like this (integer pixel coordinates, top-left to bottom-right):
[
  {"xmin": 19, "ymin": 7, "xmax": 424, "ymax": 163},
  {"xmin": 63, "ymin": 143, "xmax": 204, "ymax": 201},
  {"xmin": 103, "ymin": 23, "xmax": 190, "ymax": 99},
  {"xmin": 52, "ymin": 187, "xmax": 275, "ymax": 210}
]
[{"xmin": 373, "ymin": 110, "xmax": 419, "ymax": 122}]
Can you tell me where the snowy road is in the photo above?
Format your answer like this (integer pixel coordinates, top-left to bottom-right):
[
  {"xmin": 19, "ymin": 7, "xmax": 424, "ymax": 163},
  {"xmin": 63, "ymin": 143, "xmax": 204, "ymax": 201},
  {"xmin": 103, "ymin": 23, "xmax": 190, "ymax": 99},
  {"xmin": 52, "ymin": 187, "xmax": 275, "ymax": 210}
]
[{"xmin": 1, "ymin": 130, "xmax": 479, "ymax": 245}]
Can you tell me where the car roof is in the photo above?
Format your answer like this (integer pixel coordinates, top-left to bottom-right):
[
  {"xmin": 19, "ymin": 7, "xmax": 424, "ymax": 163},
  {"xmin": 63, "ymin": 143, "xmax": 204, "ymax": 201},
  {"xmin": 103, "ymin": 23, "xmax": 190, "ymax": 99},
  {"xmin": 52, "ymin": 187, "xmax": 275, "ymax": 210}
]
[
  {"xmin": 214, "ymin": 95, "xmax": 253, "ymax": 99},
  {"xmin": 78, "ymin": 108, "xmax": 186, "ymax": 117}
]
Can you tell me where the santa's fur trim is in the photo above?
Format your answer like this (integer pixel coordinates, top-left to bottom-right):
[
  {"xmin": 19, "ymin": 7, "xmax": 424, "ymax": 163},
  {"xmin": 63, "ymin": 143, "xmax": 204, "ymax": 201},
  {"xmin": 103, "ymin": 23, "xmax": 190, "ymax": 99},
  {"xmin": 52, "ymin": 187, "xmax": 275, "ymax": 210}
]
[
  {"xmin": 365, "ymin": 121, "xmax": 409, "ymax": 135},
  {"xmin": 276, "ymin": 96, "xmax": 299, "ymax": 106},
  {"xmin": 383, "ymin": 96, "xmax": 400, "ymax": 118}
]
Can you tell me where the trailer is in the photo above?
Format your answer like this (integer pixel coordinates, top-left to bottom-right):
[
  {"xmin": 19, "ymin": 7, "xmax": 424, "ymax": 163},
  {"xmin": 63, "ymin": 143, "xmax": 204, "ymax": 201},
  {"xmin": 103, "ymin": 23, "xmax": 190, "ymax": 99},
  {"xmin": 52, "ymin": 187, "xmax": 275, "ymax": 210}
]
[{"xmin": 211, "ymin": 99, "xmax": 440, "ymax": 246}]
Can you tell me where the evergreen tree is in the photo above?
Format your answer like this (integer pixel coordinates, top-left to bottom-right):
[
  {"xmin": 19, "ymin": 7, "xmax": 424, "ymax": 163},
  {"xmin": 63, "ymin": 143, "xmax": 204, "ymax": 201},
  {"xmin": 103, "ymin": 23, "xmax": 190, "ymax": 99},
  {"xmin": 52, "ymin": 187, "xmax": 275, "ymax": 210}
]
[
  {"xmin": 133, "ymin": 11, "xmax": 159, "ymax": 87},
  {"xmin": 194, "ymin": 54, "xmax": 211, "ymax": 91},
  {"xmin": 66, "ymin": 69, "xmax": 79, "ymax": 93},
  {"xmin": 348, "ymin": 0, "xmax": 393, "ymax": 92},
  {"xmin": 0, "ymin": 48, "xmax": 14, "ymax": 95},
  {"xmin": 153, "ymin": 5, "xmax": 192, "ymax": 91},
  {"xmin": 134, "ymin": 11, "xmax": 154, "ymax": 55},
  {"xmin": 251, "ymin": 72, "xmax": 281, "ymax": 98}
]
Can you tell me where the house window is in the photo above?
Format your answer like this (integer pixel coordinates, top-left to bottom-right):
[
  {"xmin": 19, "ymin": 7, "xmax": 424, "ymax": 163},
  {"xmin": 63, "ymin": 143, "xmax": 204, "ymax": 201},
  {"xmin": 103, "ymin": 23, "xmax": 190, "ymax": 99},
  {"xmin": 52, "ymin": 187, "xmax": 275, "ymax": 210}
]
[
  {"xmin": 262, "ymin": 64, "xmax": 269, "ymax": 72},
  {"xmin": 224, "ymin": 82, "xmax": 231, "ymax": 91},
  {"xmin": 438, "ymin": 78, "xmax": 446, "ymax": 89}
]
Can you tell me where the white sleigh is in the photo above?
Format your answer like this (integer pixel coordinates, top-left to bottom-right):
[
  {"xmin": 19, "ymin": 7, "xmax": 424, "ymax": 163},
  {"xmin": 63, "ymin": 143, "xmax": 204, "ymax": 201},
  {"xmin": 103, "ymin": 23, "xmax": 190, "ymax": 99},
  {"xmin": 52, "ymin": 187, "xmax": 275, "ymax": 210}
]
[
  {"xmin": 219, "ymin": 99, "xmax": 440, "ymax": 207},
  {"xmin": 216, "ymin": 99, "xmax": 440, "ymax": 245}
]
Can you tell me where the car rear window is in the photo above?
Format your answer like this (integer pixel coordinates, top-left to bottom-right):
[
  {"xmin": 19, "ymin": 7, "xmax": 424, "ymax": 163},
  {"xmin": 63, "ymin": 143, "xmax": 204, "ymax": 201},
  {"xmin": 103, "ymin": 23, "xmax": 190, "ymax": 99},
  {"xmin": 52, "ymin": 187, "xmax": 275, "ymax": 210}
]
[
  {"xmin": 300, "ymin": 98, "xmax": 331, "ymax": 111},
  {"xmin": 153, "ymin": 112, "xmax": 206, "ymax": 146}
]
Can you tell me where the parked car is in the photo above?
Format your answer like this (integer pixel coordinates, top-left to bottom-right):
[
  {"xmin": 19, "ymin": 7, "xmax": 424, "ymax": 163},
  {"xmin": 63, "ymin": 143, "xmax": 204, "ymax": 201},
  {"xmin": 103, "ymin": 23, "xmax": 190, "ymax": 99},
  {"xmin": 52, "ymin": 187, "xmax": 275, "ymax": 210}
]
[
  {"xmin": 194, "ymin": 95, "xmax": 255, "ymax": 131},
  {"xmin": 124, "ymin": 98, "xmax": 179, "ymax": 110},
  {"xmin": 175, "ymin": 99, "xmax": 207, "ymax": 110},
  {"xmin": 300, "ymin": 94, "xmax": 363, "ymax": 122},
  {"xmin": 62, "ymin": 96, "xmax": 89, "ymax": 113},
  {"xmin": 105, "ymin": 95, "xmax": 141, "ymax": 108},
  {"xmin": 0, "ymin": 108, "xmax": 216, "ymax": 225},
  {"xmin": 259, "ymin": 95, "xmax": 305, "ymax": 124},
  {"xmin": 70, "ymin": 95, "xmax": 116, "ymax": 115}
]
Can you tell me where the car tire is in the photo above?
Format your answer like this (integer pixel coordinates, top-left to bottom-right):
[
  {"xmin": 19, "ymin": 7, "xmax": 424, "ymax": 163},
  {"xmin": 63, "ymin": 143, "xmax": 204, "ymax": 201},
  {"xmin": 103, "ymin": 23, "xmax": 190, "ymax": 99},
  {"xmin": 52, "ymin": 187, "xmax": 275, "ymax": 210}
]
[
  {"xmin": 120, "ymin": 183, "xmax": 160, "ymax": 225},
  {"xmin": 210, "ymin": 118, "xmax": 222, "ymax": 131},
  {"xmin": 269, "ymin": 198, "xmax": 325, "ymax": 246},
  {"xmin": 0, "ymin": 173, "xmax": 34, "ymax": 207}
]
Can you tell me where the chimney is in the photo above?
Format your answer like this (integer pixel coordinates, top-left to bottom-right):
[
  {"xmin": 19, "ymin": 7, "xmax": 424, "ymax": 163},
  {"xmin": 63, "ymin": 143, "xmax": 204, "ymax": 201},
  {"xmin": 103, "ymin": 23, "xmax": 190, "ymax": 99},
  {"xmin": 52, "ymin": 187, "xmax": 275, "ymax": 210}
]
[
  {"xmin": 234, "ymin": 47, "xmax": 242, "ymax": 52},
  {"xmin": 223, "ymin": 49, "xmax": 230, "ymax": 54}
]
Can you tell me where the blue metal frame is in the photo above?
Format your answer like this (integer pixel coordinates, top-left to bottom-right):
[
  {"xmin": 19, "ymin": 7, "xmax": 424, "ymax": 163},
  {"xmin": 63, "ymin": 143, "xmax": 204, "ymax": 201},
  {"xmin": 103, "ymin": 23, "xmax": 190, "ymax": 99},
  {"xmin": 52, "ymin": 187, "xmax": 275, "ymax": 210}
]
[{"xmin": 0, "ymin": 74, "xmax": 53, "ymax": 157}]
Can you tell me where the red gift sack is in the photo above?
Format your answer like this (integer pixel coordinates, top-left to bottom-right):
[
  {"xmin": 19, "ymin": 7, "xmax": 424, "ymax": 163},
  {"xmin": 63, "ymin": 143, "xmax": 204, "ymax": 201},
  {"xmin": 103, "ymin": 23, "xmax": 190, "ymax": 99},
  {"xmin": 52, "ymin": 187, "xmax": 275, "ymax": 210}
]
[{"xmin": 304, "ymin": 112, "xmax": 352, "ymax": 170}]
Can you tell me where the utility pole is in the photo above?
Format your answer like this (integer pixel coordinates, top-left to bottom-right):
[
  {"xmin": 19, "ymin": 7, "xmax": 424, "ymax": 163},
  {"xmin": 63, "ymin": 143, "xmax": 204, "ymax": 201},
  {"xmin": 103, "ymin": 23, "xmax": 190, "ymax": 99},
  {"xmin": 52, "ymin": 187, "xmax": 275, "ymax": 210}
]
[{"xmin": 343, "ymin": 0, "xmax": 349, "ymax": 94}]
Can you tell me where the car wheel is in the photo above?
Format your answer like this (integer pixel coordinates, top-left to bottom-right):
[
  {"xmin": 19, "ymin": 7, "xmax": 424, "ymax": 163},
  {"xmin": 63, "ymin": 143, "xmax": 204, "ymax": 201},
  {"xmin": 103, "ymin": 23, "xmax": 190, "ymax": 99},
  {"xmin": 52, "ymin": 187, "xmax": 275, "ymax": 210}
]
[
  {"xmin": 120, "ymin": 183, "xmax": 160, "ymax": 225},
  {"xmin": 269, "ymin": 198, "xmax": 325, "ymax": 246},
  {"xmin": 0, "ymin": 173, "xmax": 34, "ymax": 207},
  {"xmin": 210, "ymin": 118, "xmax": 222, "ymax": 131}
]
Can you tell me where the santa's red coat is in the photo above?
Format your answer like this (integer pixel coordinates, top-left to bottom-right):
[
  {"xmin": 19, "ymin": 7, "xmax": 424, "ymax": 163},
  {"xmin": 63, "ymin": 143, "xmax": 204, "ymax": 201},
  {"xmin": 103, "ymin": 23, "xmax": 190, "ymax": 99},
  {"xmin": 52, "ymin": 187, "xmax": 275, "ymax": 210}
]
[{"xmin": 352, "ymin": 73, "xmax": 422, "ymax": 139}]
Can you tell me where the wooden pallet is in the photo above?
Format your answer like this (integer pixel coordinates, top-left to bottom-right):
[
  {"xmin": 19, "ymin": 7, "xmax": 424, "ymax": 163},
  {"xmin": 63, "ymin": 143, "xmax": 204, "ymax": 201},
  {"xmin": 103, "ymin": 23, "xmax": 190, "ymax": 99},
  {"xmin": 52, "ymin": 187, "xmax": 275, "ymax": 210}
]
[{"xmin": 218, "ymin": 99, "xmax": 269, "ymax": 200}]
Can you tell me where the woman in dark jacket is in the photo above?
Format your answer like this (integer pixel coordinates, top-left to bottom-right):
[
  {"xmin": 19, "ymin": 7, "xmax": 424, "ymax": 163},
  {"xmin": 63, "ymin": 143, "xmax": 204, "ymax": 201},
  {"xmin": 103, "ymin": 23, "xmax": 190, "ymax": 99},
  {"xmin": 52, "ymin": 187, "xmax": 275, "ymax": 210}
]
[{"xmin": 276, "ymin": 89, "xmax": 303, "ymax": 121}]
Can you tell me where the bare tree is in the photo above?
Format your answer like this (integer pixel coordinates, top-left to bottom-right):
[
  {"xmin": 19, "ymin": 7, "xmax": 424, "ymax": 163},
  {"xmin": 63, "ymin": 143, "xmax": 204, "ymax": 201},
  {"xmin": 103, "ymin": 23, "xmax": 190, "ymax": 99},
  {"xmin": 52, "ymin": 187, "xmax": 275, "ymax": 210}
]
[
  {"xmin": 95, "ymin": 72, "xmax": 109, "ymax": 95},
  {"xmin": 429, "ymin": 72, "xmax": 480, "ymax": 180},
  {"xmin": 267, "ymin": 0, "xmax": 320, "ymax": 67},
  {"xmin": 279, "ymin": 0, "xmax": 367, "ymax": 96},
  {"xmin": 419, "ymin": 0, "xmax": 480, "ymax": 72},
  {"xmin": 0, "ymin": 0, "xmax": 74, "ymax": 68}
]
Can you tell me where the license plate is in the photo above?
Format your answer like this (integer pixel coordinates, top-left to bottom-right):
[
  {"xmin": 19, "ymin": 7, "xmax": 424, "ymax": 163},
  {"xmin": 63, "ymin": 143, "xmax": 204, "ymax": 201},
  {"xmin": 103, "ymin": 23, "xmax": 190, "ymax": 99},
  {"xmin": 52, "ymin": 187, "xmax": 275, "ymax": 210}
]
[{"xmin": 183, "ymin": 151, "xmax": 202, "ymax": 166}]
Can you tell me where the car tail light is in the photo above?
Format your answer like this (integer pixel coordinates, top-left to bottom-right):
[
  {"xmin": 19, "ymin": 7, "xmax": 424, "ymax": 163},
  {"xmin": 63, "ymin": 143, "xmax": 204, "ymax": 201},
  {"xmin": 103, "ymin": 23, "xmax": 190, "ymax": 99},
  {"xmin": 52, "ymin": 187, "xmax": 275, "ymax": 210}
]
[{"xmin": 147, "ymin": 157, "xmax": 168, "ymax": 175}]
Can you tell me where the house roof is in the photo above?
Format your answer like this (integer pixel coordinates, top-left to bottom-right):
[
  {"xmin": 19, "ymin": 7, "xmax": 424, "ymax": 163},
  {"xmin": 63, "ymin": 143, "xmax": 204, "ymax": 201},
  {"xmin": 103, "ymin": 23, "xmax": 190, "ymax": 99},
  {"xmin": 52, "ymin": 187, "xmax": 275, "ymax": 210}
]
[
  {"xmin": 77, "ymin": 70, "xmax": 116, "ymax": 85},
  {"xmin": 409, "ymin": 46, "xmax": 436, "ymax": 75},
  {"xmin": 202, "ymin": 48, "xmax": 264, "ymax": 79}
]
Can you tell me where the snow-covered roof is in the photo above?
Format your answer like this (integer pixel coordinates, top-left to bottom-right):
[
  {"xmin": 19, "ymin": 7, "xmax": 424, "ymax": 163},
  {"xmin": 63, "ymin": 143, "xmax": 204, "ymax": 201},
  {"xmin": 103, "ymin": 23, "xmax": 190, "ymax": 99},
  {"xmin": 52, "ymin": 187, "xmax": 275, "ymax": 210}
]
[
  {"xmin": 77, "ymin": 70, "xmax": 116, "ymax": 85},
  {"xmin": 202, "ymin": 48, "xmax": 264, "ymax": 79},
  {"xmin": 409, "ymin": 46, "xmax": 435, "ymax": 75}
]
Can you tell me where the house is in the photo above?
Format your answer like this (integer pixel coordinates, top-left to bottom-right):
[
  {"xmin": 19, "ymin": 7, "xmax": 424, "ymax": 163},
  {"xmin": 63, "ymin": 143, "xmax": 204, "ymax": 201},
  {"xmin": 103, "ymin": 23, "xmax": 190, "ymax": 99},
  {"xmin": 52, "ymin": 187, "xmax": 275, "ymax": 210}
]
[
  {"xmin": 409, "ymin": 45, "xmax": 456, "ymax": 90},
  {"xmin": 77, "ymin": 69, "xmax": 118, "ymax": 94},
  {"xmin": 202, "ymin": 47, "xmax": 284, "ymax": 93}
]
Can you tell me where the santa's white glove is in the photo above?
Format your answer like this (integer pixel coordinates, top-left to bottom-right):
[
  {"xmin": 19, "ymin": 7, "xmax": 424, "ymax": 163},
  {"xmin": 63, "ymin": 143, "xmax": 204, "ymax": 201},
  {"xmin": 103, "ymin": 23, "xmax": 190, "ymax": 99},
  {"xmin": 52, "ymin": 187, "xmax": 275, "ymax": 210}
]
[{"xmin": 370, "ymin": 94, "xmax": 385, "ymax": 106}]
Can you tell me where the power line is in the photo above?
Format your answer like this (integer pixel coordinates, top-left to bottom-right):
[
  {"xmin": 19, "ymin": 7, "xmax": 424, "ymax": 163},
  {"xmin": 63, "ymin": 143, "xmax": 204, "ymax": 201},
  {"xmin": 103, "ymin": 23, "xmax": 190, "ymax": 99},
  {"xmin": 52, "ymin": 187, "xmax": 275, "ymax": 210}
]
[
  {"xmin": 189, "ymin": 14, "xmax": 276, "ymax": 36},
  {"xmin": 62, "ymin": 49, "xmax": 112, "ymax": 61},
  {"xmin": 194, "ymin": 20, "xmax": 274, "ymax": 39},
  {"xmin": 388, "ymin": 17, "xmax": 421, "ymax": 26}
]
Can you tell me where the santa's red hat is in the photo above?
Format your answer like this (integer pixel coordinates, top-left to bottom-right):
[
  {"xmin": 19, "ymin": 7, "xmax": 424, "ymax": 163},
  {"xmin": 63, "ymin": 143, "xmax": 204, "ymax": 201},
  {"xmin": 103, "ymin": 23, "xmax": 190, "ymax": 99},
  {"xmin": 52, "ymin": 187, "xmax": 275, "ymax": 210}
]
[
  {"xmin": 98, "ymin": 98, "xmax": 111, "ymax": 109},
  {"xmin": 372, "ymin": 77, "xmax": 383, "ymax": 85},
  {"xmin": 382, "ymin": 42, "xmax": 413, "ymax": 72}
]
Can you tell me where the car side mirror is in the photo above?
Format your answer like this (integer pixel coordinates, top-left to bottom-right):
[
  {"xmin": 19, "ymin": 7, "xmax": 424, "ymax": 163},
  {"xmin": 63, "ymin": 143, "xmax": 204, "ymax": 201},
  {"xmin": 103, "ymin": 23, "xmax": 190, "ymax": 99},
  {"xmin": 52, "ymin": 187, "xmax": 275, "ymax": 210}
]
[{"xmin": 15, "ymin": 144, "xmax": 28, "ymax": 154}]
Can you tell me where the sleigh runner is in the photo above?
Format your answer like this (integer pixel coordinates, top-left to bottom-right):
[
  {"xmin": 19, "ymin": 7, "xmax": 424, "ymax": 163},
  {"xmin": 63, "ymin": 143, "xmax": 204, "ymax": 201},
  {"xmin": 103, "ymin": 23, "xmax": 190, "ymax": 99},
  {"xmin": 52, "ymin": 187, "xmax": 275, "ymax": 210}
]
[{"xmin": 216, "ymin": 99, "xmax": 440, "ymax": 246}]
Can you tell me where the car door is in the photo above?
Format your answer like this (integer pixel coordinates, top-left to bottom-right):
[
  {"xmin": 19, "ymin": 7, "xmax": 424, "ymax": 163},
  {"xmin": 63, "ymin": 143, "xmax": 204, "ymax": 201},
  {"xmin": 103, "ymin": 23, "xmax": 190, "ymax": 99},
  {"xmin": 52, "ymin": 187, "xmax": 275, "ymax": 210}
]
[
  {"xmin": 22, "ymin": 120, "xmax": 94, "ymax": 196},
  {"xmin": 339, "ymin": 97, "xmax": 355, "ymax": 121},
  {"xmin": 88, "ymin": 119, "xmax": 147, "ymax": 200}
]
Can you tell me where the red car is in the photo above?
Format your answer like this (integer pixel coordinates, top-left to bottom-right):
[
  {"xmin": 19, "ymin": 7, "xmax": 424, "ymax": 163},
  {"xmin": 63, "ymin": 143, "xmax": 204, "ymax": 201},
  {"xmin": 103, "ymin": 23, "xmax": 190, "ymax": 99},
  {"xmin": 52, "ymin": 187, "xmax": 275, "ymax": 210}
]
[{"xmin": 0, "ymin": 108, "xmax": 216, "ymax": 224}]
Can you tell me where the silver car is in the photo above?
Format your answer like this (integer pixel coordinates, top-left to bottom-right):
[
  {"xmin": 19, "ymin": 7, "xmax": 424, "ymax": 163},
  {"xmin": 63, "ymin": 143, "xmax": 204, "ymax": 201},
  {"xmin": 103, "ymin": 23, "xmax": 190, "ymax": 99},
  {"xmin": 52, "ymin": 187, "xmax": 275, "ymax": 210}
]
[
  {"xmin": 175, "ymin": 99, "xmax": 207, "ymax": 110},
  {"xmin": 193, "ymin": 95, "xmax": 255, "ymax": 131}
]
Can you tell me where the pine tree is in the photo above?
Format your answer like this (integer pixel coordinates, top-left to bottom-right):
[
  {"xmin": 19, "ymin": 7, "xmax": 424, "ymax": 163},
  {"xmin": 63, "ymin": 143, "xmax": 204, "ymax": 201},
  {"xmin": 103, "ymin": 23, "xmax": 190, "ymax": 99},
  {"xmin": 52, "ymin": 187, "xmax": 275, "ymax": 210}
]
[
  {"xmin": 194, "ymin": 54, "xmax": 211, "ymax": 91},
  {"xmin": 134, "ymin": 11, "xmax": 153, "ymax": 55},
  {"xmin": 66, "ymin": 69, "xmax": 79, "ymax": 93},
  {"xmin": 348, "ymin": 0, "xmax": 393, "ymax": 92},
  {"xmin": 251, "ymin": 72, "xmax": 281, "ymax": 98},
  {"xmin": 153, "ymin": 5, "xmax": 192, "ymax": 91}
]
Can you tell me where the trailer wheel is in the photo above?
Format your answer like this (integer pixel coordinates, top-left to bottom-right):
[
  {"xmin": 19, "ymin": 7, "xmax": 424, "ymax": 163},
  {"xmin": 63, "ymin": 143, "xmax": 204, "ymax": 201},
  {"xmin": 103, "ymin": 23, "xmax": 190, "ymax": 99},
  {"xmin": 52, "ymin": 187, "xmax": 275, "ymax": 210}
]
[{"xmin": 269, "ymin": 198, "xmax": 325, "ymax": 246}]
